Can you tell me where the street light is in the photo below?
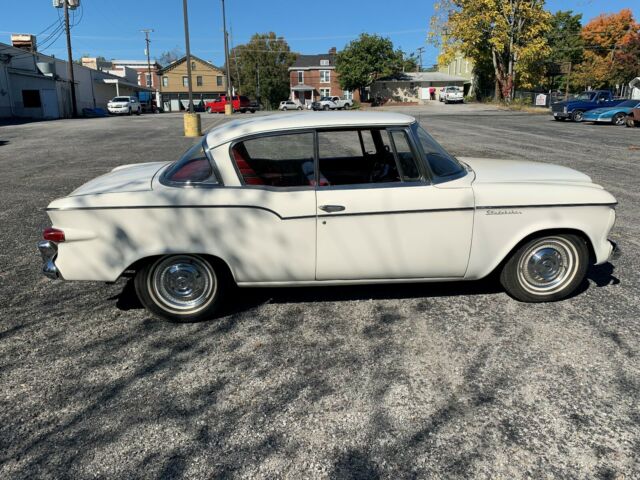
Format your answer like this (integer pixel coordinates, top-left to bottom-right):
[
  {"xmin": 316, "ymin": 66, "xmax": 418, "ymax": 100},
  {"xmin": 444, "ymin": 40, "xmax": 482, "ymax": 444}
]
[{"xmin": 182, "ymin": 0, "xmax": 201, "ymax": 136}]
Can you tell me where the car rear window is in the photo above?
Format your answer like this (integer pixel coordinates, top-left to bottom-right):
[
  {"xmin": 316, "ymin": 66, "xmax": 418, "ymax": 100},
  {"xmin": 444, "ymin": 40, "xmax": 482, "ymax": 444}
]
[
  {"xmin": 162, "ymin": 141, "xmax": 218, "ymax": 186},
  {"xmin": 112, "ymin": 97, "xmax": 130, "ymax": 102}
]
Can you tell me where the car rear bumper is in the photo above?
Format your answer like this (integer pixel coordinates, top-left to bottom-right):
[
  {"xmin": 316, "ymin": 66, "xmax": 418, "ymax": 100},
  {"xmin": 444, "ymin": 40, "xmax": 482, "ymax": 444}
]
[{"xmin": 37, "ymin": 240, "xmax": 62, "ymax": 280}]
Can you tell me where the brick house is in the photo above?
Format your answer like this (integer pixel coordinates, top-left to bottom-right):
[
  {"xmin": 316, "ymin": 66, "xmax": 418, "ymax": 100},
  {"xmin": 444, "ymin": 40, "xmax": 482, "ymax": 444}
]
[
  {"xmin": 111, "ymin": 59, "xmax": 162, "ymax": 90},
  {"xmin": 288, "ymin": 47, "xmax": 359, "ymax": 106}
]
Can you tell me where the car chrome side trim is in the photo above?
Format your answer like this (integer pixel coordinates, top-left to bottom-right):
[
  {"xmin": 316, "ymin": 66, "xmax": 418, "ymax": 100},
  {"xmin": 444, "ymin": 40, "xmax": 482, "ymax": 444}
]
[{"xmin": 476, "ymin": 202, "xmax": 617, "ymax": 209}]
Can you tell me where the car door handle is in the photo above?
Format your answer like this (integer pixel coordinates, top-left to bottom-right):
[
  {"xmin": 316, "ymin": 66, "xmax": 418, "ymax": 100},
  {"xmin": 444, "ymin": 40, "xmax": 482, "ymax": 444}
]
[{"xmin": 319, "ymin": 204, "xmax": 345, "ymax": 213}]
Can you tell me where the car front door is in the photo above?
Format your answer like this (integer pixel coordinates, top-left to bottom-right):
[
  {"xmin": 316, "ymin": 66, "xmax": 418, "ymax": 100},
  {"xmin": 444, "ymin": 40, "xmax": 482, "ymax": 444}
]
[{"xmin": 315, "ymin": 127, "xmax": 474, "ymax": 281}]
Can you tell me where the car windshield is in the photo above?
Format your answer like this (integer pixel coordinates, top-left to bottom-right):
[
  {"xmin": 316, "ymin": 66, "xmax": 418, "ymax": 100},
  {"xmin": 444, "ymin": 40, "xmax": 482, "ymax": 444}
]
[
  {"xmin": 112, "ymin": 97, "xmax": 129, "ymax": 102},
  {"xmin": 412, "ymin": 123, "xmax": 465, "ymax": 178},
  {"xmin": 618, "ymin": 100, "xmax": 639, "ymax": 108}
]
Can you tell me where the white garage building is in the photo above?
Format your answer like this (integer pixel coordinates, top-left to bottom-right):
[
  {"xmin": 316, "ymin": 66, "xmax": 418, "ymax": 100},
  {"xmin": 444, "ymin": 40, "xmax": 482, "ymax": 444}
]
[{"xmin": 0, "ymin": 41, "xmax": 150, "ymax": 119}]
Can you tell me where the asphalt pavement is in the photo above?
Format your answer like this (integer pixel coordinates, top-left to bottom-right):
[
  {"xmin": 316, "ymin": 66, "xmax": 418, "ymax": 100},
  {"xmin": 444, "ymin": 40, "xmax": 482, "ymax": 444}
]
[{"xmin": 0, "ymin": 105, "xmax": 638, "ymax": 479}]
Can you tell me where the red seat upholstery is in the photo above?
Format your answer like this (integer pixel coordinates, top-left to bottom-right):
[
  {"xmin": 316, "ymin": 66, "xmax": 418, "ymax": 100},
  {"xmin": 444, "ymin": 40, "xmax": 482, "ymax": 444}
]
[{"xmin": 232, "ymin": 147, "xmax": 264, "ymax": 185}]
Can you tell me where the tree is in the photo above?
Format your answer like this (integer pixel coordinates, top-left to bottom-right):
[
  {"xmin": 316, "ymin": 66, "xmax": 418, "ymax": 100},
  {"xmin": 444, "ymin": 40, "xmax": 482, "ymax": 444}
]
[
  {"xmin": 544, "ymin": 10, "xmax": 584, "ymax": 90},
  {"xmin": 156, "ymin": 48, "xmax": 184, "ymax": 67},
  {"xmin": 571, "ymin": 9, "xmax": 640, "ymax": 90},
  {"xmin": 335, "ymin": 34, "xmax": 404, "ymax": 93},
  {"xmin": 228, "ymin": 32, "xmax": 297, "ymax": 109},
  {"xmin": 430, "ymin": 0, "xmax": 552, "ymax": 100}
]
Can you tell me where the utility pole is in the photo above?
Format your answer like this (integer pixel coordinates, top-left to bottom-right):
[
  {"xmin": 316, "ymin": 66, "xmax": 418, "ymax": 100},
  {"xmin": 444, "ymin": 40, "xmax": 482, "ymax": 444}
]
[
  {"xmin": 141, "ymin": 29, "xmax": 154, "ymax": 90},
  {"xmin": 182, "ymin": 0, "xmax": 194, "ymax": 112},
  {"xmin": 181, "ymin": 0, "xmax": 201, "ymax": 136},
  {"xmin": 62, "ymin": 0, "xmax": 78, "ymax": 117},
  {"xmin": 221, "ymin": 0, "xmax": 233, "ymax": 114},
  {"xmin": 416, "ymin": 47, "xmax": 425, "ymax": 73}
]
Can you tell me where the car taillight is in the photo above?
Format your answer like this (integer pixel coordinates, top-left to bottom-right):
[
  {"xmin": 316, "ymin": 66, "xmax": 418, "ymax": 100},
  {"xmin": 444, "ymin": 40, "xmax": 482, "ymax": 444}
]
[{"xmin": 43, "ymin": 227, "xmax": 65, "ymax": 242}]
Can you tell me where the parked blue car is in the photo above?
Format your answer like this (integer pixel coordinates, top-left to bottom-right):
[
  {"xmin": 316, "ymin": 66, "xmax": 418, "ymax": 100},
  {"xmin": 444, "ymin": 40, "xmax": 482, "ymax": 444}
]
[
  {"xmin": 550, "ymin": 90, "xmax": 623, "ymax": 122},
  {"xmin": 583, "ymin": 100, "xmax": 640, "ymax": 126}
]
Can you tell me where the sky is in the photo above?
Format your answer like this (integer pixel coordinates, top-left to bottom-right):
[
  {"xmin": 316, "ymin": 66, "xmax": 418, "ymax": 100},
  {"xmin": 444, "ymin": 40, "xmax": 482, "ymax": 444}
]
[{"xmin": 1, "ymin": 0, "xmax": 638, "ymax": 67}]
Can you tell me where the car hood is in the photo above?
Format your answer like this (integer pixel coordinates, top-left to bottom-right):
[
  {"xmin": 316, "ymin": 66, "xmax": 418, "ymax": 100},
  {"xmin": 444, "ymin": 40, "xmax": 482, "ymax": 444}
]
[
  {"xmin": 69, "ymin": 161, "xmax": 168, "ymax": 196},
  {"xmin": 459, "ymin": 157, "xmax": 592, "ymax": 185}
]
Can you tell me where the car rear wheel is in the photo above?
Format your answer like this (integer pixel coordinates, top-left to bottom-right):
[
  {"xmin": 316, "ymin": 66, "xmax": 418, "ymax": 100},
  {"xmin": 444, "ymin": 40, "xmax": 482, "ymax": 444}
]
[
  {"xmin": 135, "ymin": 254, "xmax": 225, "ymax": 322},
  {"xmin": 612, "ymin": 112, "xmax": 626, "ymax": 126},
  {"xmin": 500, "ymin": 234, "xmax": 588, "ymax": 302},
  {"xmin": 297, "ymin": 106, "xmax": 303, "ymax": 110},
  {"xmin": 572, "ymin": 110, "xmax": 584, "ymax": 122},
  {"xmin": 282, "ymin": 106, "xmax": 287, "ymax": 111}
]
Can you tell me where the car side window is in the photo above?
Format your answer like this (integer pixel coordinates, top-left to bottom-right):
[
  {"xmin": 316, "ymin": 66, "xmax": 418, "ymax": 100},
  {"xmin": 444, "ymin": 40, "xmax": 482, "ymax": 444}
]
[
  {"xmin": 389, "ymin": 130, "xmax": 420, "ymax": 181},
  {"xmin": 231, "ymin": 132, "xmax": 315, "ymax": 187},
  {"xmin": 317, "ymin": 129, "xmax": 403, "ymax": 186},
  {"xmin": 163, "ymin": 141, "xmax": 217, "ymax": 186}
]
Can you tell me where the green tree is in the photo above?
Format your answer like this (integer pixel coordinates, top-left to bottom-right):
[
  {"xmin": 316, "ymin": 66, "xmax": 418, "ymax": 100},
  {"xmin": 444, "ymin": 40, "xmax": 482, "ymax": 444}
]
[
  {"xmin": 544, "ymin": 10, "xmax": 584, "ymax": 90},
  {"xmin": 335, "ymin": 34, "xmax": 404, "ymax": 93},
  {"xmin": 229, "ymin": 32, "xmax": 297, "ymax": 109},
  {"xmin": 430, "ymin": 0, "xmax": 552, "ymax": 100}
]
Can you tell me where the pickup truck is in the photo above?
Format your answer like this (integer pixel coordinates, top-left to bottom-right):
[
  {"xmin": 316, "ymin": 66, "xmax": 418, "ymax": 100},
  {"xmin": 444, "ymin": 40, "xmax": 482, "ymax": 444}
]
[
  {"xmin": 311, "ymin": 96, "xmax": 353, "ymax": 111},
  {"xmin": 205, "ymin": 95, "xmax": 255, "ymax": 114},
  {"xmin": 550, "ymin": 90, "xmax": 623, "ymax": 122},
  {"xmin": 439, "ymin": 86, "xmax": 464, "ymax": 104}
]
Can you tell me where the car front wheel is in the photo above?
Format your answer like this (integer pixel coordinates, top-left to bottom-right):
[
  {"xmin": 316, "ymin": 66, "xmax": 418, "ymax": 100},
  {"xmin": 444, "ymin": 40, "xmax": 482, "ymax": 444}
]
[
  {"xmin": 135, "ymin": 254, "xmax": 225, "ymax": 322},
  {"xmin": 500, "ymin": 234, "xmax": 588, "ymax": 302}
]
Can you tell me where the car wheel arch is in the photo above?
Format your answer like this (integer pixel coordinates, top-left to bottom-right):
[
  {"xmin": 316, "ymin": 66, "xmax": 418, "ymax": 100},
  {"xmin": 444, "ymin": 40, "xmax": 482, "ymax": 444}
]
[
  {"xmin": 490, "ymin": 227, "xmax": 596, "ymax": 277},
  {"xmin": 120, "ymin": 253, "xmax": 237, "ymax": 285}
]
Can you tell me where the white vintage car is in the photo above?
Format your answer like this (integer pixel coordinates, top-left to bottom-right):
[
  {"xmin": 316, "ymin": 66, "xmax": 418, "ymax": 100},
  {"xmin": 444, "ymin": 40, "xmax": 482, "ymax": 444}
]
[{"xmin": 39, "ymin": 112, "xmax": 619, "ymax": 322}]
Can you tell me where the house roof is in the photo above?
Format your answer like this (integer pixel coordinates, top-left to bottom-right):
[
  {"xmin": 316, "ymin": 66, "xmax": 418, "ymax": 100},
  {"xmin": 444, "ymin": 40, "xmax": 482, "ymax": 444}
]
[
  {"xmin": 205, "ymin": 111, "xmax": 415, "ymax": 148},
  {"xmin": 290, "ymin": 54, "xmax": 335, "ymax": 69},
  {"xmin": 379, "ymin": 71, "xmax": 468, "ymax": 83},
  {"xmin": 158, "ymin": 55, "xmax": 223, "ymax": 74}
]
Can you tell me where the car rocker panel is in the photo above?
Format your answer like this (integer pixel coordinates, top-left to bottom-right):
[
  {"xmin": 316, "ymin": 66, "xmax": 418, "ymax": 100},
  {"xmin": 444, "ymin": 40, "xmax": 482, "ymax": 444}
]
[{"xmin": 39, "ymin": 111, "xmax": 620, "ymax": 321}]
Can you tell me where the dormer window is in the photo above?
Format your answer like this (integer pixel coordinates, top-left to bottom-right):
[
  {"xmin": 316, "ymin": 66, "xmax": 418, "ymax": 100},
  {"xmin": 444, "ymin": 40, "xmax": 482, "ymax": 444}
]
[{"xmin": 320, "ymin": 59, "xmax": 329, "ymax": 66}]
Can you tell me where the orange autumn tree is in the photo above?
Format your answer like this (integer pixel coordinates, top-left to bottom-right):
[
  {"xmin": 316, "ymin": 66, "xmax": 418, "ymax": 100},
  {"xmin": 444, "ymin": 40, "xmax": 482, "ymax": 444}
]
[{"xmin": 572, "ymin": 9, "xmax": 640, "ymax": 89}]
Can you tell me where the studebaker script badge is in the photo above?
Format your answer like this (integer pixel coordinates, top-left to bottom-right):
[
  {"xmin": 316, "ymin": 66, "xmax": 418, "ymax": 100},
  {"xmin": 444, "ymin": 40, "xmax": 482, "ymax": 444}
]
[{"xmin": 485, "ymin": 209, "xmax": 523, "ymax": 216}]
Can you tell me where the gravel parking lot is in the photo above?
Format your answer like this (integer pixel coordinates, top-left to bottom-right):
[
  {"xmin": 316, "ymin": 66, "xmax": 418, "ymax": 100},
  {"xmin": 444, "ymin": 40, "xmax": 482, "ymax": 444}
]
[{"xmin": 1, "ymin": 105, "xmax": 638, "ymax": 479}]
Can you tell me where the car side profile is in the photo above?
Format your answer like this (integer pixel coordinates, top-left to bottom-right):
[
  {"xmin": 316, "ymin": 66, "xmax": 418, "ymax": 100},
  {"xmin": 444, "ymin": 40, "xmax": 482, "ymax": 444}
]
[
  {"xmin": 279, "ymin": 100, "xmax": 302, "ymax": 111},
  {"xmin": 583, "ymin": 100, "xmax": 640, "ymax": 125},
  {"xmin": 39, "ymin": 112, "xmax": 619, "ymax": 322}
]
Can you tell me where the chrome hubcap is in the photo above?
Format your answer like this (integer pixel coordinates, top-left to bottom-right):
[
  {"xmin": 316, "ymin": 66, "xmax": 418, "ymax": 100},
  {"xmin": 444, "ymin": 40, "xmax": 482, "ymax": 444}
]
[
  {"xmin": 517, "ymin": 238, "xmax": 578, "ymax": 294},
  {"xmin": 150, "ymin": 256, "xmax": 216, "ymax": 313}
]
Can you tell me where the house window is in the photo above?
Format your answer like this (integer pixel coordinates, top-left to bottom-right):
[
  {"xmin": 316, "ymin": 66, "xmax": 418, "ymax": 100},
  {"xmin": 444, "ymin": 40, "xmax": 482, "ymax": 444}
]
[
  {"xmin": 145, "ymin": 73, "xmax": 152, "ymax": 86},
  {"xmin": 191, "ymin": 61, "xmax": 196, "ymax": 70},
  {"xmin": 320, "ymin": 70, "xmax": 330, "ymax": 83},
  {"xmin": 320, "ymin": 59, "xmax": 329, "ymax": 66},
  {"xmin": 196, "ymin": 76, "xmax": 203, "ymax": 87},
  {"xmin": 216, "ymin": 76, "xmax": 223, "ymax": 87},
  {"xmin": 182, "ymin": 76, "xmax": 189, "ymax": 87},
  {"xmin": 320, "ymin": 87, "xmax": 330, "ymax": 98},
  {"xmin": 297, "ymin": 71, "xmax": 304, "ymax": 83},
  {"xmin": 162, "ymin": 76, "xmax": 169, "ymax": 87},
  {"xmin": 343, "ymin": 90, "xmax": 353, "ymax": 100},
  {"xmin": 22, "ymin": 90, "xmax": 41, "ymax": 108}
]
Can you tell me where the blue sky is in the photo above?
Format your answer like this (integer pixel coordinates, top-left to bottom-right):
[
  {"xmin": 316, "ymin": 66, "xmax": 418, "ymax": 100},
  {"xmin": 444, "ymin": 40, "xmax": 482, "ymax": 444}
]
[{"xmin": 1, "ymin": 0, "xmax": 638, "ymax": 67}]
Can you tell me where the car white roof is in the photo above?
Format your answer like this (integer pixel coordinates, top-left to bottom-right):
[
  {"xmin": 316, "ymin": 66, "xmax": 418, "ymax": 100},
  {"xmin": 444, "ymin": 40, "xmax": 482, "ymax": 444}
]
[{"xmin": 205, "ymin": 111, "xmax": 416, "ymax": 148}]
